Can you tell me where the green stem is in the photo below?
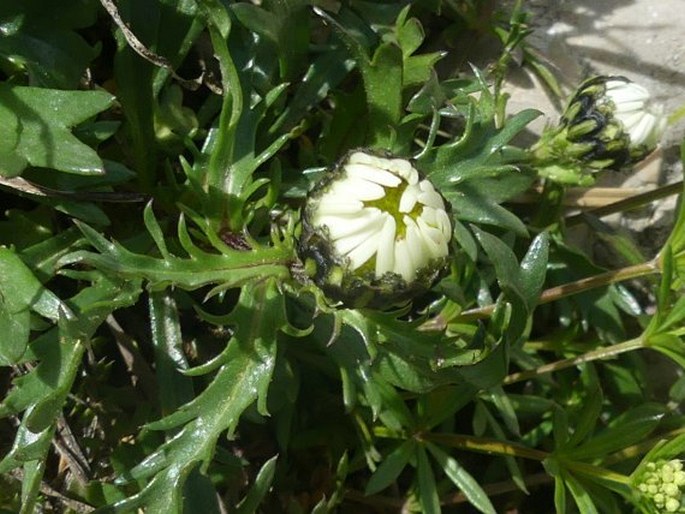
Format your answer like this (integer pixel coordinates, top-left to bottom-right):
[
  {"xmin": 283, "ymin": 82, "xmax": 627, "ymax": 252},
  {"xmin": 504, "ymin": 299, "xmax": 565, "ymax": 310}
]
[
  {"xmin": 503, "ymin": 336, "xmax": 644, "ymax": 385},
  {"xmin": 421, "ymin": 432, "xmax": 549, "ymax": 461},
  {"xmin": 458, "ymin": 258, "xmax": 661, "ymax": 321},
  {"xmin": 565, "ymin": 459, "xmax": 631, "ymax": 485}
]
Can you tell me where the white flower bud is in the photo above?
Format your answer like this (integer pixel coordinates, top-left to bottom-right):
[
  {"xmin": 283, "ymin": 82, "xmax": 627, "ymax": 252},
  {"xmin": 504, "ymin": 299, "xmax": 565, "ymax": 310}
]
[
  {"xmin": 298, "ymin": 150, "xmax": 452, "ymax": 308},
  {"xmin": 603, "ymin": 79, "xmax": 667, "ymax": 150}
]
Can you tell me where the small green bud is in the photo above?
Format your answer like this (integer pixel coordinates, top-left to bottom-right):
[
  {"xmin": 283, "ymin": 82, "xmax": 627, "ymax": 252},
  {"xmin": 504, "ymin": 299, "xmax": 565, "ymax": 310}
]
[
  {"xmin": 666, "ymin": 498, "xmax": 681, "ymax": 513},
  {"xmin": 297, "ymin": 150, "xmax": 452, "ymax": 309}
]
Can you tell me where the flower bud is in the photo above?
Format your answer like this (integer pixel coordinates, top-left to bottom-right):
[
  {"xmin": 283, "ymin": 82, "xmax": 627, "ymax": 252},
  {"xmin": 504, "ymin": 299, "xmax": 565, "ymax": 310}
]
[
  {"xmin": 634, "ymin": 459, "xmax": 685, "ymax": 513},
  {"xmin": 532, "ymin": 76, "xmax": 667, "ymax": 184},
  {"xmin": 297, "ymin": 150, "xmax": 452, "ymax": 308}
]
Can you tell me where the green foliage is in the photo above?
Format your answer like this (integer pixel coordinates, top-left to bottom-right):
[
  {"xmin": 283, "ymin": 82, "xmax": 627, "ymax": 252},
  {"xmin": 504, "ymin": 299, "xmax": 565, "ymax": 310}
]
[{"xmin": 0, "ymin": 1, "xmax": 684, "ymax": 512}]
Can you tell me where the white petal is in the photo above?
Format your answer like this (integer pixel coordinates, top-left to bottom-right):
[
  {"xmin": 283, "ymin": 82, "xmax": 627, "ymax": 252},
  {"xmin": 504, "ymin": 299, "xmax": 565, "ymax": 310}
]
[
  {"xmin": 344, "ymin": 163, "xmax": 402, "ymax": 187},
  {"xmin": 435, "ymin": 208, "xmax": 452, "ymax": 238},
  {"xmin": 605, "ymin": 79, "xmax": 628, "ymax": 91},
  {"xmin": 404, "ymin": 216, "xmax": 427, "ymax": 270},
  {"xmin": 421, "ymin": 206, "xmax": 437, "ymax": 226},
  {"xmin": 393, "ymin": 239, "xmax": 416, "ymax": 282},
  {"xmin": 617, "ymin": 111, "xmax": 645, "ymax": 132},
  {"xmin": 612, "ymin": 100, "xmax": 645, "ymax": 114},
  {"xmin": 345, "ymin": 233, "xmax": 379, "ymax": 269},
  {"xmin": 347, "ymin": 151, "xmax": 379, "ymax": 166},
  {"xmin": 628, "ymin": 113, "xmax": 656, "ymax": 146},
  {"xmin": 403, "ymin": 168, "xmax": 419, "ymax": 185},
  {"xmin": 317, "ymin": 208, "xmax": 383, "ymax": 240},
  {"xmin": 332, "ymin": 232, "xmax": 368, "ymax": 255},
  {"xmin": 387, "ymin": 158, "xmax": 414, "ymax": 179},
  {"xmin": 316, "ymin": 199, "xmax": 364, "ymax": 215},
  {"xmin": 418, "ymin": 189, "xmax": 445, "ymax": 209},
  {"xmin": 328, "ymin": 177, "xmax": 385, "ymax": 201},
  {"xmin": 607, "ymin": 82, "xmax": 649, "ymax": 104},
  {"xmin": 416, "ymin": 216, "xmax": 449, "ymax": 259},
  {"xmin": 375, "ymin": 215, "xmax": 397, "ymax": 277},
  {"xmin": 399, "ymin": 185, "xmax": 420, "ymax": 213}
]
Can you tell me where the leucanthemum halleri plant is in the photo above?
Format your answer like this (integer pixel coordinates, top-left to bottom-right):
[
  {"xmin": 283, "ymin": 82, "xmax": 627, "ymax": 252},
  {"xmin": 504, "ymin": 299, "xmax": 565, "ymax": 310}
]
[
  {"xmin": 298, "ymin": 150, "xmax": 452, "ymax": 308},
  {"xmin": 531, "ymin": 75, "xmax": 668, "ymax": 184}
]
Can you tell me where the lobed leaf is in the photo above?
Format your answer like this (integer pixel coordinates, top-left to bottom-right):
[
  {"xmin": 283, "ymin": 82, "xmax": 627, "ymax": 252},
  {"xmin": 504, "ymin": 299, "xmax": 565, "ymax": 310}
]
[{"xmin": 0, "ymin": 85, "xmax": 114, "ymax": 177}]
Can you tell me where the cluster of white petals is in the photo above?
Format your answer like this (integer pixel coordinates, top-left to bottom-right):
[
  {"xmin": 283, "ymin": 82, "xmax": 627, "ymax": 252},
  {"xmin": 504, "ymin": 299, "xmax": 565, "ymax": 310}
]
[
  {"xmin": 311, "ymin": 152, "xmax": 451, "ymax": 283},
  {"xmin": 603, "ymin": 79, "xmax": 667, "ymax": 149}
]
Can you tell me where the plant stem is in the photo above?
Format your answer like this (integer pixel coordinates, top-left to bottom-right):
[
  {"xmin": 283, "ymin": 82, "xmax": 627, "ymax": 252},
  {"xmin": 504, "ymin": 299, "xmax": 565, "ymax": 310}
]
[
  {"xmin": 421, "ymin": 432, "xmax": 549, "ymax": 461},
  {"xmin": 503, "ymin": 336, "xmax": 644, "ymax": 385},
  {"xmin": 458, "ymin": 258, "xmax": 661, "ymax": 321}
]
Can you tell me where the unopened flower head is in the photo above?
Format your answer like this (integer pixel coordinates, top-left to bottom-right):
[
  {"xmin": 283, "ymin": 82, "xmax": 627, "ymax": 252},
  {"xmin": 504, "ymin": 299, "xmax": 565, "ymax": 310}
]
[
  {"xmin": 634, "ymin": 459, "xmax": 685, "ymax": 513},
  {"xmin": 532, "ymin": 75, "xmax": 667, "ymax": 184},
  {"xmin": 298, "ymin": 150, "xmax": 452, "ymax": 308},
  {"xmin": 562, "ymin": 76, "xmax": 666, "ymax": 165}
]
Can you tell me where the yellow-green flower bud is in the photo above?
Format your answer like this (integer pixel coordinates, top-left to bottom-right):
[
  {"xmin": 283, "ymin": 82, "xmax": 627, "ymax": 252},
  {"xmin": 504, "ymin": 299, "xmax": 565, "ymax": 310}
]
[
  {"xmin": 298, "ymin": 150, "xmax": 452, "ymax": 308},
  {"xmin": 634, "ymin": 459, "xmax": 685, "ymax": 513}
]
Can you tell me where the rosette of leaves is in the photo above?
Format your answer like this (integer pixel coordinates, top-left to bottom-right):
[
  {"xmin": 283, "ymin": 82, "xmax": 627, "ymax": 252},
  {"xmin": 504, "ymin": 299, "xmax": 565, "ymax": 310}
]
[{"xmin": 4, "ymin": 2, "xmax": 684, "ymax": 514}]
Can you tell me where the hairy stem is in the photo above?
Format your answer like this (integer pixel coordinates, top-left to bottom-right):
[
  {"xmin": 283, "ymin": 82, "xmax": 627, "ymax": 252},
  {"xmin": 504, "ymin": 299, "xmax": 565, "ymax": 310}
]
[
  {"xmin": 458, "ymin": 258, "xmax": 661, "ymax": 321},
  {"xmin": 504, "ymin": 337, "xmax": 644, "ymax": 385}
]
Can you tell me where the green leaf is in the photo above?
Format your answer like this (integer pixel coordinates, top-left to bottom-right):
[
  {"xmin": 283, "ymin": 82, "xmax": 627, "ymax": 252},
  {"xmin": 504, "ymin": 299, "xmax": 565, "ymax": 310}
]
[
  {"xmin": 473, "ymin": 227, "xmax": 524, "ymax": 301},
  {"xmin": 236, "ymin": 456, "xmax": 278, "ymax": 514},
  {"xmin": 563, "ymin": 382, "xmax": 603, "ymax": 450},
  {"xmin": 565, "ymin": 472, "xmax": 599, "ymax": 514},
  {"xmin": 649, "ymin": 334, "xmax": 685, "ymax": 368},
  {"xmin": 0, "ymin": 274, "xmax": 141, "ymax": 421},
  {"xmin": 0, "ymin": 84, "xmax": 114, "ymax": 176},
  {"xmin": 0, "ymin": 407, "xmax": 53, "ymax": 474},
  {"xmin": 19, "ymin": 459, "xmax": 47, "ymax": 514},
  {"xmin": 149, "ymin": 290, "xmax": 194, "ymax": 417},
  {"xmin": 0, "ymin": 302, "xmax": 29, "ymax": 366},
  {"xmin": 0, "ymin": 247, "xmax": 66, "ymax": 364},
  {"xmin": 363, "ymin": 42, "xmax": 404, "ymax": 149},
  {"xmin": 146, "ymin": 279, "xmax": 283, "ymax": 433},
  {"xmin": 18, "ymin": 227, "xmax": 85, "ymax": 281},
  {"xmin": 365, "ymin": 440, "xmax": 415, "ymax": 495},
  {"xmin": 485, "ymin": 387, "xmax": 520, "ymax": 437},
  {"xmin": 518, "ymin": 231, "xmax": 550, "ymax": 309},
  {"xmin": 638, "ymin": 432, "xmax": 685, "ymax": 466},
  {"xmin": 424, "ymin": 107, "xmax": 541, "ymax": 185},
  {"xmin": 554, "ymin": 474, "xmax": 567, "ymax": 514},
  {"xmin": 444, "ymin": 186, "xmax": 528, "ymax": 236},
  {"xmin": 62, "ymin": 221, "xmax": 292, "ymax": 291},
  {"xmin": 108, "ymin": 281, "xmax": 283, "ymax": 512},
  {"xmin": 269, "ymin": 48, "xmax": 354, "ymax": 136},
  {"xmin": 0, "ymin": 0, "xmax": 98, "ymax": 89},
  {"xmin": 416, "ymin": 446, "xmax": 441, "ymax": 514},
  {"xmin": 427, "ymin": 443, "xmax": 496, "ymax": 514},
  {"xmin": 570, "ymin": 403, "xmax": 666, "ymax": 461},
  {"xmin": 474, "ymin": 401, "xmax": 528, "ymax": 493}
]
